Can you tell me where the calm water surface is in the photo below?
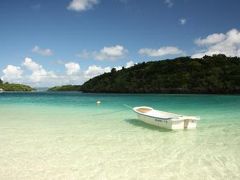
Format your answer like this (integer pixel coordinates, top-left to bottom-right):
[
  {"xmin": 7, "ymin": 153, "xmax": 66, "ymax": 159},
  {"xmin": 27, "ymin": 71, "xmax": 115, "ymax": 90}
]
[{"xmin": 0, "ymin": 92, "xmax": 240, "ymax": 180}]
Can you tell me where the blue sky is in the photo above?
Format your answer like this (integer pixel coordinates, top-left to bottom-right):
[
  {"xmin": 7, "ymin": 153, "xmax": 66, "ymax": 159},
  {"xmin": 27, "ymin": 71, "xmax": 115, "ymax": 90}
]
[{"xmin": 1, "ymin": 0, "xmax": 240, "ymax": 86}]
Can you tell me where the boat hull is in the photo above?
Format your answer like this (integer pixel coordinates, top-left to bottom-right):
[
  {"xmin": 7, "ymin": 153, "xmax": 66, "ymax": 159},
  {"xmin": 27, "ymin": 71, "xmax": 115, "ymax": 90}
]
[
  {"xmin": 183, "ymin": 119, "xmax": 198, "ymax": 129},
  {"xmin": 137, "ymin": 113, "xmax": 185, "ymax": 130}
]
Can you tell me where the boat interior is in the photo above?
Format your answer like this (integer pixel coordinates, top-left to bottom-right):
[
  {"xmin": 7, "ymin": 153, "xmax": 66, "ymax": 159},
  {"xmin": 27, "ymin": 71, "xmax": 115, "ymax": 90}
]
[{"xmin": 136, "ymin": 107, "xmax": 152, "ymax": 113}]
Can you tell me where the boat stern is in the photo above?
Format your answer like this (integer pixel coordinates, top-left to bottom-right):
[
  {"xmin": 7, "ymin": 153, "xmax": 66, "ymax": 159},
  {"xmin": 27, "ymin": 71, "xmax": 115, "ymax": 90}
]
[{"xmin": 182, "ymin": 116, "xmax": 200, "ymax": 129}]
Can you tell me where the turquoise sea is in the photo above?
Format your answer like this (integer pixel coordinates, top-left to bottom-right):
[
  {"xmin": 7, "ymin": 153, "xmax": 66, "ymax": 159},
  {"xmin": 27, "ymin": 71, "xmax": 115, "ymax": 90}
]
[{"xmin": 0, "ymin": 92, "xmax": 240, "ymax": 180}]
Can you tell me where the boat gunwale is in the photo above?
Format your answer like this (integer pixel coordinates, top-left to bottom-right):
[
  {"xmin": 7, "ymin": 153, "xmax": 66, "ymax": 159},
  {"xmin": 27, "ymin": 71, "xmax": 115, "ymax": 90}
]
[{"xmin": 133, "ymin": 106, "xmax": 200, "ymax": 121}]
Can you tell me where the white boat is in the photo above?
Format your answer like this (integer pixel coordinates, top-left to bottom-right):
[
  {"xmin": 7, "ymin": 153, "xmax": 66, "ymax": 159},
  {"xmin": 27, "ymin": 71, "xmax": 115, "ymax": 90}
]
[
  {"xmin": 133, "ymin": 106, "xmax": 200, "ymax": 130},
  {"xmin": 0, "ymin": 88, "xmax": 4, "ymax": 93}
]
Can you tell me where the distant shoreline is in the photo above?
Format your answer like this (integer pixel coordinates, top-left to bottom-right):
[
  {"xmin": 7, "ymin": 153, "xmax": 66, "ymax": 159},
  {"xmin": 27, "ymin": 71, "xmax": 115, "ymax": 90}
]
[{"xmin": 3, "ymin": 91, "xmax": 239, "ymax": 95}]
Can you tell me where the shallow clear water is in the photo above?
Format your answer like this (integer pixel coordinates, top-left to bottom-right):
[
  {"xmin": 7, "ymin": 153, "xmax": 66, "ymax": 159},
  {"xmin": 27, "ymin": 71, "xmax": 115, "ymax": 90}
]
[{"xmin": 0, "ymin": 92, "xmax": 240, "ymax": 180}]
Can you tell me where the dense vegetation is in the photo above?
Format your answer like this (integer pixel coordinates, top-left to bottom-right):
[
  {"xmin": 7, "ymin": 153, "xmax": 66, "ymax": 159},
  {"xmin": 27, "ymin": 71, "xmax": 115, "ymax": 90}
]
[
  {"xmin": 48, "ymin": 85, "xmax": 81, "ymax": 91},
  {"xmin": 81, "ymin": 55, "xmax": 240, "ymax": 94},
  {"xmin": 0, "ymin": 80, "xmax": 34, "ymax": 91}
]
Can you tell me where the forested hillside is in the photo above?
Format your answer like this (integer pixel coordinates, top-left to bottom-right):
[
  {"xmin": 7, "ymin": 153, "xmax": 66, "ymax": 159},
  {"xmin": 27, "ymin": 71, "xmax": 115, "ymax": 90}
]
[{"xmin": 80, "ymin": 55, "xmax": 240, "ymax": 94}]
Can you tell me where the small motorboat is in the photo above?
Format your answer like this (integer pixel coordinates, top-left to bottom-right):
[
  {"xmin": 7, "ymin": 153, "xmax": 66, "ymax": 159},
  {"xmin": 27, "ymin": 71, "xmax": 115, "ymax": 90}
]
[{"xmin": 133, "ymin": 106, "xmax": 200, "ymax": 130}]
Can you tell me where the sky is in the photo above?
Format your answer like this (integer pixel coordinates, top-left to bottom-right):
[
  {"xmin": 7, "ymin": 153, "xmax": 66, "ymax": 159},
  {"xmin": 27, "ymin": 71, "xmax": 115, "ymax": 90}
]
[{"xmin": 1, "ymin": 0, "xmax": 240, "ymax": 87}]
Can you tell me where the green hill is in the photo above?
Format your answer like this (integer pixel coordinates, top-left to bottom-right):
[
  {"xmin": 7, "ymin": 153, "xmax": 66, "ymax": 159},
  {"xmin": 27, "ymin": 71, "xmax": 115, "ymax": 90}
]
[
  {"xmin": 80, "ymin": 55, "xmax": 240, "ymax": 94},
  {"xmin": 48, "ymin": 85, "xmax": 81, "ymax": 91},
  {"xmin": 0, "ymin": 80, "xmax": 34, "ymax": 92}
]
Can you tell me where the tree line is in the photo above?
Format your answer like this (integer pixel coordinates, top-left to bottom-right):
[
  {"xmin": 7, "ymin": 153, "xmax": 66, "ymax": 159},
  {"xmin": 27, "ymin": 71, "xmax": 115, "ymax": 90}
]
[{"xmin": 80, "ymin": 54, "xmax": 240, "ymax": 94}]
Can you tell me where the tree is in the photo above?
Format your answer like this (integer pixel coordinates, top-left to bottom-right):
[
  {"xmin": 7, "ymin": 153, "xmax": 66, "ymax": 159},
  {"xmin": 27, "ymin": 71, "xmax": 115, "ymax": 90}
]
[{"xmin": 111, "ymin": 68, "xmax": 117, "ymax": 73}]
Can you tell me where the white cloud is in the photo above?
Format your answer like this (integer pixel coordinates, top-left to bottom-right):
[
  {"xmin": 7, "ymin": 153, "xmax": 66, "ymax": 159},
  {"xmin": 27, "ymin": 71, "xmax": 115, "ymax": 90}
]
[
  {"xmin": 126, "ymin": 60, "xmax": 134, "ymax": 68},
  {"xmin": 1, "ymin": 58, "xmax": 82, "ymax": 87},
  {"xmin": 179, "ymin": 18, "xmax": 186, "ymax": 25},
  {"xmin": 139, "ymin": 46, "xmax": 184, "ymax": 57},
  {"xmin": 192, "ymin": 29, "xmax": 240, "ymax": 58},
  {"xmin": 78, "ymin": 45, "xmax": 128, "ymax": 61},
  {"xmin": 164, "ymin": 0, "xmax": 173, "ymax": 7},
  {"xmin": 23, "ymin": 57, "xmax": 42, "ymax": 72},
  {"xmin": 1, "ymin": 65, "xmax": 23, "ymax": 82},
  {"xmin": 115, "ymin": 66, "xmax": 123, "ymax": 71},
  {"xmin": 21, "ymin": 58, "xmax": 82, "ymax": 86},
  {"xmin": 84, "ymin": 65, "xmax": 111, "ymax": 79},
  {"xmin": 1, "ymin": 57, "xmax": 136, "ymax": 87},
  {"xmin": 83, "ymin": 61, "xmax": 135, "ymax": 80},
  {"xmin": 95, "ymin": 45, "xmax": 127, "ymax": 61},
  {"xmin": 22, "ymin": 57, "xmax": 57, "ymax": 83},
  {"xmin": 65, "ymin": 62, "xmax": 80, "ymax": 75},
  {"xmin": 114, "ymin": 61, "xmax": 135, "ymax": 71},
  {"xmin": 195, "ymin": 33, "xmax": 226, "ymax": 46},
  {"xmin": 32, "ymin": 46, "xmax": 53, "ymax": 56},
  {"xmin": 67, "ymin": 0, "xmax": 99, "ymax": 12}
]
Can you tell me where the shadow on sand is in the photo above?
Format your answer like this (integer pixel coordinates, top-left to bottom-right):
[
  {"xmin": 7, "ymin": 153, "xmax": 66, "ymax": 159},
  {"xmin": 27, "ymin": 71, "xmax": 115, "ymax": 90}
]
[{"xmin": 124, "ymin": 119, "xmax": 172, "ymax": 132}]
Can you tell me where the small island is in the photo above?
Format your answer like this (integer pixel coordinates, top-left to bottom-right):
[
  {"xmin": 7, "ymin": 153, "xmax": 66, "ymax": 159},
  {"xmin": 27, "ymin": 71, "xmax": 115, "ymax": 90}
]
[
  {"xmin": 48, "ymin": 85, "xmax": 81, "ymax": 92},
  {"xmin": 48, "ymin": 55, "xmax": 240, "ymax": 94},
  {"xmin": 0, "ymin": 79, "xmax": 34, "ymax": 92}
]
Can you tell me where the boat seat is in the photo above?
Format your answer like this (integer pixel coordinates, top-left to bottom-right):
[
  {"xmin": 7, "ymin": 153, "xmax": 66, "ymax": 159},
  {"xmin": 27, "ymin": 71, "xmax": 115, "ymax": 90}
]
[{"xmin": 137, "ymin": 108, "xmax": 152, "ymax": 113}]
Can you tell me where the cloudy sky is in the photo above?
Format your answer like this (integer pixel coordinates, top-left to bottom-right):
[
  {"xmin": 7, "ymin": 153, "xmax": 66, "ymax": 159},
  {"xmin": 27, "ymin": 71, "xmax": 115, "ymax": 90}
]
[{"xmin": 1, "ymin": 0, "xmax": 240, "ymax": 87}]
